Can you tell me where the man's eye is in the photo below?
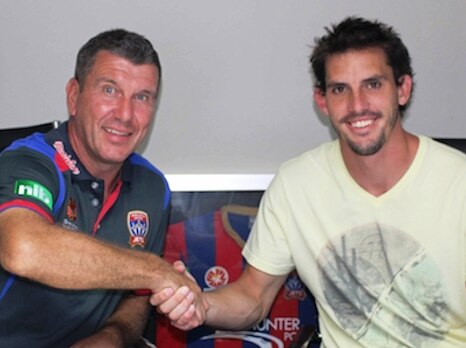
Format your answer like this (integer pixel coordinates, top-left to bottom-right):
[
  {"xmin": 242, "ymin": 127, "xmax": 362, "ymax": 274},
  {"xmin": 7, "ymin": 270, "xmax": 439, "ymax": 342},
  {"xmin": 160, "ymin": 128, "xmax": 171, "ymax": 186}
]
[
  {"xmin": 367, "ymin": 81, "xmax": 381, "ymax": 89},
  {"xmin": 103, "ymin": 86, "xmax": 116, "ymax": 94},
  {"xmin": 331, "ymin": 86, "xmax": 345, "ymax": 94},
  {"xmin": 135, "ymin": 94, "xmax": 149, "ymax": 101}
]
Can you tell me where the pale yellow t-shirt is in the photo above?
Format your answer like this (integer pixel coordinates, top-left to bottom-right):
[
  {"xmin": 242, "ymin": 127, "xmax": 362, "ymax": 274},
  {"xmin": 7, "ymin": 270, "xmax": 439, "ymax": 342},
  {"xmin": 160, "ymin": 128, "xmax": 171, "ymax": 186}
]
[{"xmin": 243, "ymin": 136, "xmax": 466, "ymax": 347}]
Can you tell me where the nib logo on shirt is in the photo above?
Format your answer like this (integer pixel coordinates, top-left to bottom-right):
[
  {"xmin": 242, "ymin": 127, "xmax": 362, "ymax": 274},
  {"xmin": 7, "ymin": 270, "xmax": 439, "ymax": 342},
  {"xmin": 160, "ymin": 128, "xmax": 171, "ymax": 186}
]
[{"xmin": 14, "ymin": 179, "xmax": 53, "ymax": 210}]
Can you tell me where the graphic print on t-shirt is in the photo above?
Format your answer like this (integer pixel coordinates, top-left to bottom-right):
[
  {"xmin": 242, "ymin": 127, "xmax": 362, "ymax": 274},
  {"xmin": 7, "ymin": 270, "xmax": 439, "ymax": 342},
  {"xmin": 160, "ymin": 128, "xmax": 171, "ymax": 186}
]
[{"xmin": 317, "ymin": 223, "xmax": 449, "ymax": 347}]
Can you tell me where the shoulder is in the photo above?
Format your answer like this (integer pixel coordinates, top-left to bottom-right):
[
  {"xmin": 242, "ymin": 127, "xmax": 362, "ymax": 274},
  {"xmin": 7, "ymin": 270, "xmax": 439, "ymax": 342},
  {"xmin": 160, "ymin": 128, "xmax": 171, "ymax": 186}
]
[
  {"xmin": 127, "ymin": 153, "xmax": 171, "ymax": 208},
  {"xmin": 277, "ymin": 140, "xmax": 338, "ymax": 180},
  {"xmin": 1, "ymin": 132, "xmax": 55, "ymax": 159},
  {"xmin": 129, "ymin": 153, "xmax": 166, "ymax": 177},
  {"xmin": 423, "ymin": 136, "xmax": 466, "ymax": 167},
  {"xmin": 0, "ymin": 133, "xmax": 58, "ymax": 175},
  {"xmin": 418, "ymin": 136, "xmax": 466, "ymax": 188},
  {"xmin": 264, "ymin": 140, "xmax": 338, "ymax": 199}
]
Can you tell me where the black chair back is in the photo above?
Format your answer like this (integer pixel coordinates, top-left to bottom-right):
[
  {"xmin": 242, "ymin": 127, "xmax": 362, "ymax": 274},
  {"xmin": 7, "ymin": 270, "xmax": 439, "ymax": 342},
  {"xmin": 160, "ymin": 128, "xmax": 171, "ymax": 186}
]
[
  {"xmin": 434, "ymin": 138, "xmax": 466, "ymax": 154},
  {"xmin": 0, "ymin": 121, "xmax": 59, "ymax": 152}
]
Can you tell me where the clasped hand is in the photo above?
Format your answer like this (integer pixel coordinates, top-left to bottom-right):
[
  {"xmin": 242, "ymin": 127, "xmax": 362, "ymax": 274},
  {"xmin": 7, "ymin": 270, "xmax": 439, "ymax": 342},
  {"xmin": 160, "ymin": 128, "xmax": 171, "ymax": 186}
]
[{"xmin": 151, "ymin": 260, "xmax": 209, "ymax": 331}]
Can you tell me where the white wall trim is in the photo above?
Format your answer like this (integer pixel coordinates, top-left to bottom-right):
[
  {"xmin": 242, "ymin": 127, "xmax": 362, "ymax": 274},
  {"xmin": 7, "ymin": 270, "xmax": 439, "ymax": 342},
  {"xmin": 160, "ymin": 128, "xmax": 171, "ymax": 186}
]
[{"xmin": 165, "ymin": 174, "xmax": 274, "ymax": 191}]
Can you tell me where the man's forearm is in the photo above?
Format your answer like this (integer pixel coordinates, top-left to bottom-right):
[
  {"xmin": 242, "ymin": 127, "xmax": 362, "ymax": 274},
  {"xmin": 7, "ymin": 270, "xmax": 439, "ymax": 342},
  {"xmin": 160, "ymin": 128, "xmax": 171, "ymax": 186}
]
[
  {"xmin": 203, "ymin": 266, "xmax": 288, "ymax": 330},
  {"xmin": 204, "ymin": 283, "xmax": 266, "ymax": 330},
  {"xmin": 152, "ymin": 264, "xmax": 287, "ymax": 332},
  {"xmin": 0, "ymin": 208, "xmax": 199, "ymax": 295}
]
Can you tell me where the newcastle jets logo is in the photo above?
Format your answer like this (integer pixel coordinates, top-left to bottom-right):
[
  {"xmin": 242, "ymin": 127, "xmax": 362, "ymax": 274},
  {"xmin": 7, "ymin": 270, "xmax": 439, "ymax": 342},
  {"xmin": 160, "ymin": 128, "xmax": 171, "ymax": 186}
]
[{"xmin": 127, "ymin": 210, "xmax": 149, "ymax": 248}]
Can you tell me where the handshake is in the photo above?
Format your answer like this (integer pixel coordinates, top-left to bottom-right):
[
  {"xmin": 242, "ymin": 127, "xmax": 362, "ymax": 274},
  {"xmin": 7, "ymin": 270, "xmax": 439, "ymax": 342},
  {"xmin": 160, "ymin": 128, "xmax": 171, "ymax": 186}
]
[
  {"xmin": 149, "ymin": 257, "xmax": 281, "ymax": 334},
  {"xmin": 151, "ymin": 260, "xmax": 209, "ymax": 331}
]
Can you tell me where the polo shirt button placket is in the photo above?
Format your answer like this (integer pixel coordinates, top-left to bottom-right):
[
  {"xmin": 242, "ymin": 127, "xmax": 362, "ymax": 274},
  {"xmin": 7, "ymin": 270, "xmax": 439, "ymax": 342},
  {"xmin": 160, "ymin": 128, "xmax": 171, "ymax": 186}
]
[{"xmin": 90, "ymin": 181, "xmax": 101, "ymax": 208}]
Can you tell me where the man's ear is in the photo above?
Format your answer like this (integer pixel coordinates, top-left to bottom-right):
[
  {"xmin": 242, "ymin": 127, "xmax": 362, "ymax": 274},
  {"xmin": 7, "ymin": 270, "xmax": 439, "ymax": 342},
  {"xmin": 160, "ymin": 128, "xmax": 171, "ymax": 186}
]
[
  {"xmin": 66, "ymin": 78, "xmax": 80, "ymax": 117},
  {"xmin": 397, "ymin": 74, "xmax": 413, "ymax": 107},
  {"xmin": 313, "ymin": 87, "xmax": 329, "ymax": 116}
]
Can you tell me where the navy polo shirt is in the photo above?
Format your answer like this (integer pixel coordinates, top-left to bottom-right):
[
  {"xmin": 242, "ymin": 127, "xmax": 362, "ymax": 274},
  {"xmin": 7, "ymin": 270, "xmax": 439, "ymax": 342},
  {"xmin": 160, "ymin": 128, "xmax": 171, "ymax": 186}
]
[{"xmin": 0, "ymin": 121, "xmax": 170, "ymax": 347}]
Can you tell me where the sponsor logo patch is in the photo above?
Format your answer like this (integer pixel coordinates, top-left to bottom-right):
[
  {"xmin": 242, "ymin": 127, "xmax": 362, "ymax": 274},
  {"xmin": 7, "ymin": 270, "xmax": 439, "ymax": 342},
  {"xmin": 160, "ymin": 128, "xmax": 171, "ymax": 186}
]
[
  {"xmin": 14, "ymin": 179, "xmax": 53, "ymax": 210},
  {"xmin": 53, "ymin": 141, "xmax": 80, "ymax": 175},
  {"xmin": 127, "ymin": 210, "xmax": 149, "ymax": 247}
]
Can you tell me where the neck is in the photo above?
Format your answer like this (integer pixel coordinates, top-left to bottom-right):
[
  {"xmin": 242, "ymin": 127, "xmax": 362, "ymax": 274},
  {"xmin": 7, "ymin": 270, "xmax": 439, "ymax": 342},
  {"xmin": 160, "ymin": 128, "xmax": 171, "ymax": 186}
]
[
  {"xmin": 68, "ymin": 124, "xmax": 123, "ymax": 201},
  {"xmin": 82, "ymin": 163, "xmax": 122, "ymax": 202},
  {"xmin": 341, "ymin": 130, "xmax": 419, "ymax": 197},
  {"xmin": 100, "ymin": 170, "xmax": 122, "ymax": 201}
]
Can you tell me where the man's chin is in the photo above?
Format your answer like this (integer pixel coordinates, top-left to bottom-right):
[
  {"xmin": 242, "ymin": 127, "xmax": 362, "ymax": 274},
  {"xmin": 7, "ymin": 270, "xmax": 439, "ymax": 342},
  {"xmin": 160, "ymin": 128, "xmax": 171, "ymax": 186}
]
[
  {"xmin": 100, "ymin": 152, "xmax": 131, "ymax": 166},
  {"xmin": 348, "ymin": 139, "xmax": 384, "ymax": 156}
]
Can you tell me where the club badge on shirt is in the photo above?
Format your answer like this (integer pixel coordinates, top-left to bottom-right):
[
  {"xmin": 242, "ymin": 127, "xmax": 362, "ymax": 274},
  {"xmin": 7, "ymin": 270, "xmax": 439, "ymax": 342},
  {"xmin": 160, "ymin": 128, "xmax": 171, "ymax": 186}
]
[
  {"xmin": 60, "ymin": 198, "xmax": 79, "ymax": 231},
  {"xmin": 127, "ymin": 210, "xmax": 149, "ymax": 248},
  {"xmin": 66, "ymin": 198, "xmax": 77, "ymax": 221}
]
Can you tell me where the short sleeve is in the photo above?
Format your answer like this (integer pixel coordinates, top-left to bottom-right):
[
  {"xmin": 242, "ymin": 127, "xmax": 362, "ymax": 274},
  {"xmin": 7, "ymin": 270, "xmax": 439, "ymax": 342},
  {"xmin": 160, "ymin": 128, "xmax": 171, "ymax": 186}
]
[
  {"xmin": 242, "ymin": 173, "xmax": 295, "ymax": 275},
  {"xmin": 0, "ymin": 147, "xmax": 59, "ymax": 219}
]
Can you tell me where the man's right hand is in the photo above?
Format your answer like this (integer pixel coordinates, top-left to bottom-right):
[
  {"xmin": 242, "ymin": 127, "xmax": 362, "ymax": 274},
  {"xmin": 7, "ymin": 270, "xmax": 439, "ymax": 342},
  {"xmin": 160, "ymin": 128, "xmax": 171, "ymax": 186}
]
[{"xmin": 151, "ymin": 261, "xmax": 208, "ymax": 331}]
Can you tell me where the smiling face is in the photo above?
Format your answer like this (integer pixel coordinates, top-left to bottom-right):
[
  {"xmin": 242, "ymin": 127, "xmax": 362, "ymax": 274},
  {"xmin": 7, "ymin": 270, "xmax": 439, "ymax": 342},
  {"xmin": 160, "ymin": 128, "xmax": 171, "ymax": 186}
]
[
  {"xmin": 66, "ymin": 50, "xmax": 159, "ymax": 175},
  {"xmin": 314, "ymin": 47, "xmax": 412, "ymax": 156}
]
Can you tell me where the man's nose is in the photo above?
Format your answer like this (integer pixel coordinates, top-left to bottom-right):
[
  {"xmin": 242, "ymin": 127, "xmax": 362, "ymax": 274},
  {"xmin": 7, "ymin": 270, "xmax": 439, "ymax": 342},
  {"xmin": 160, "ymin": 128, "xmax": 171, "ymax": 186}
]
[
  {"xmin": 115, "ymin": 97, "xmax": 133, "ymax": 122},
  {"xmin": 348, "ymin": 89, "xmax": 369, "ymax": 114}
]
